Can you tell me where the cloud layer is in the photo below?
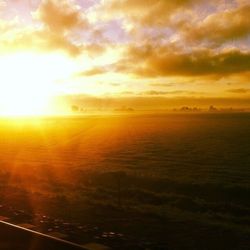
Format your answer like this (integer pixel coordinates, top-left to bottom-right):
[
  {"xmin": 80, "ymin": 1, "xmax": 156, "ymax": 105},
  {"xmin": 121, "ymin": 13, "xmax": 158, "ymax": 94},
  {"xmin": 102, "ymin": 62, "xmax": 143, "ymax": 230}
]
[{"xmin": 0, "ymin": 0, "xmax": 249, "ymax": 102}]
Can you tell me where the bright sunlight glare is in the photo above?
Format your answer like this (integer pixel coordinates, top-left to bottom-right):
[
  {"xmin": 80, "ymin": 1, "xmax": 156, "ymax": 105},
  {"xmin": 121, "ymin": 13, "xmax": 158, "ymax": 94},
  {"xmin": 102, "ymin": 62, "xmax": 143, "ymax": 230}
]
[{"xmin": 0, "ymin": 52, "xmax": 75, "ymax": 116}]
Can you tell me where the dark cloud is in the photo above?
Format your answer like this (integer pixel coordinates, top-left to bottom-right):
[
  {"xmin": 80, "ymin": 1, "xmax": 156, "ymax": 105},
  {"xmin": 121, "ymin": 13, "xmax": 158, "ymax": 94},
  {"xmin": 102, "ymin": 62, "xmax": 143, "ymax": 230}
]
[
  {"xmin": 227, "ymin": 88, "xmax": 250, "ymax": 93},
  {"xmin": 114, "ymin": 45, "xmax": 250, "ymax": 77},
  {"xmin": 74, "ymin": 44, "xmax": 250, "ymax": 78}
]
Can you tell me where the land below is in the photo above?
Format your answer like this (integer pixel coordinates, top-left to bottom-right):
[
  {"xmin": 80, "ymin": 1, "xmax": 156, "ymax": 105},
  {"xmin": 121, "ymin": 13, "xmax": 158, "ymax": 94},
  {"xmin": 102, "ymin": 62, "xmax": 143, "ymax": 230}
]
[{"xmin": 0, "ymin": 113, "xmax": 249, "ymax": 249}]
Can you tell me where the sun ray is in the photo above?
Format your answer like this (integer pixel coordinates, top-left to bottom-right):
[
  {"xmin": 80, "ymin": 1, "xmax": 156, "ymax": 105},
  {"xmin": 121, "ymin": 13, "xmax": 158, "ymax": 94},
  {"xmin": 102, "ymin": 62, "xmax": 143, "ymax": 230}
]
[{"xmin": 0, "ymin": 52, "xmax": 75, "ymax": 116}]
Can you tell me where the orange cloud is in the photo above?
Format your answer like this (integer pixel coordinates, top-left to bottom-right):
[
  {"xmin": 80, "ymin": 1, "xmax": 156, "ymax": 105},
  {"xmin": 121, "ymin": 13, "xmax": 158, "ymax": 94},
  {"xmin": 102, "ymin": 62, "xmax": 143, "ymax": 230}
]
[
  {"xmin": 35, "ymin": 0, "xmax": 88, "ymax": 34},
  {"xmin": 97, "ymin": 0, "xmax": 205, "ymax": 28},
  {"xmin": 77, "ymin": 67, "xmax": 107, "ymax": 76},
  {"xmin": 227, "ymin": 88, "xmax": 250, "ymax": 94},
  {"xmin": 149, "ymin": 83, "xmax": 173, "ymax": 87},
  {"xmin": 66, "ymin": 94, "xmax": 250, "ymax": 109},
  {"xmin": 139, "ymin": 90, "xmax": 204, "ymax": 96},
  {"xmin": 0, "ymin": 1, "xmax": 107, "ymax": 57},
  {"xmin": 0, "ymin": 27, "xmax": 82, "ymax": 56},
  {"xmin": 182, "ymin": 4, "xmax": 250, "ymax": 44},
  {"xmin": 0, "ymin": 0, "xmax": 249, "ymax": 101},
  {"xmin": 113, "ymin": 45, "xmax": 250, "ymax": 77}
]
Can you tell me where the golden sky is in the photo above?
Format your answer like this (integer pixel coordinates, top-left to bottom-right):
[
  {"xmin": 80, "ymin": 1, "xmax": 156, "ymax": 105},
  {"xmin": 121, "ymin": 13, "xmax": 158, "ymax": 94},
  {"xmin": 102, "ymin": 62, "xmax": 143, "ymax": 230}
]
[{"xmin": 0, "ymin": 0, "xmax": 250, "ymax": 114}]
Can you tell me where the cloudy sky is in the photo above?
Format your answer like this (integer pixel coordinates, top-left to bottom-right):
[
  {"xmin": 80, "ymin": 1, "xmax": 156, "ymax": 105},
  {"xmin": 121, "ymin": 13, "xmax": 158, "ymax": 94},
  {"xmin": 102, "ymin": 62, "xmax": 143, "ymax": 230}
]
[{"xmin": 0, "ymin": 0, "xmax": 250, "ymax": 112}]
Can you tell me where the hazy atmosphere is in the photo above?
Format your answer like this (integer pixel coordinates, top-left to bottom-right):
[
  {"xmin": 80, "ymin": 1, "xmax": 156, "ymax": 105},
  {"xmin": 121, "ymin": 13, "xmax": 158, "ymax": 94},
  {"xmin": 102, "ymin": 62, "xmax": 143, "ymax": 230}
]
[
  {"xmin": 0, "ymin": 0, "xmax": 250, "ymax": 115},
  {"xmin": 0, "ymin": 1, "xmax": 249, "ymax": 250}
]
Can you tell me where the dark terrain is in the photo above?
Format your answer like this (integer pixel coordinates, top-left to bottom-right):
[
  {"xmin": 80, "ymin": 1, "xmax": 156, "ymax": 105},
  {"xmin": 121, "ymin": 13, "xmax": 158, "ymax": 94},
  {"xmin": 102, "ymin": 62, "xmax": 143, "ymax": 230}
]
[{"xmin": 0, "ymin": 113, "xmax": 249, "ymax": 249}]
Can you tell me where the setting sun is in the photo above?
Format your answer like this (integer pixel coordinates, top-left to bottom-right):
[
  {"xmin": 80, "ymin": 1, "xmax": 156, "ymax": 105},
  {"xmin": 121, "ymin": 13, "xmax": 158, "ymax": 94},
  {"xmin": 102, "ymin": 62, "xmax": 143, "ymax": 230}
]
[
  {"xmin": 0, "ymin": 1, "xmax": 249, "ymax": 249},
  {"xmin": 0, "ymin": 52, "xmax": 75, "ymax": 116}
]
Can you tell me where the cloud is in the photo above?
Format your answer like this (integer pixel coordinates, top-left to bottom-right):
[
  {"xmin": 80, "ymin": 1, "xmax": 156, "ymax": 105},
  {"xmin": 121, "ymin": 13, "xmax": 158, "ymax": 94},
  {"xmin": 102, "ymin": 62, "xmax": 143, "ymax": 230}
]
[
  {"xmin": 0, "ymin": 18, "xmax": 19, "ymax": 36},
  {"xmin": 77, "ymin": 67, "xmax": 107, "ymax": 76},
  {"xmin": 0, "ymin": 0, "xmax": 249, "ymax": 101},
  {"xmin": 227, "ymin": 88, "xmax": 250, "ymax": 94},
  {"xmin": 113, "ymin": 45, "xmax": 250, "ymax": 77},
  {"xmin": 0, "ymin": 0, "xmax": 108, "ymax": 57},
  {"xmin": 110, "ymin": 83, "xmax": 120, "ymax": 86},
  {"xmin": 182, "ymin": 4, "xmax": 250, "ymax": 44},
  {"xmin": 66, "ymin": 94, "xmax": 250, "ymax": 109},
  {"xmin": 82, "ymin": 43, "xmax": 107, "ymax": 56},
  {"xmin": 237, "ymin": 0, "xmax": 249, "ymax": 6},
  {"xmin": 139, "ymin": 90, "xmax": 204, "ymax": 96},
  {"xmin": 119, "ymin": 91, "xmax": 134, "ymax": 95},
  {"xmin": 96, "ymin": 0, "xmax": 205, "ymax": 28},
  {"xmin": 73, "ymin": 43, "xmax": 250, "ymax": 79},
  {"xmin": 92, "ymin": 0, "xmax": 250, "ymax": 52},
  {"xmin": 38, "ymin": 30, "xmax": 83, "ymax": 56},
  {"xmin": 141, "ymin": 90, "xmax": 171, "ymax": 95},
  {"xmin": 112, "ymin": 90, "xmax": 205, "ymax": 96},
  {"xmin": 35, "ymin": 0, "xmax": 88, "ymax": 34},
  {"xmin": 0, "ymin": 0, "xmax": 6, "ymax": 10},
  {"xmin": 0, "ymin": 27, "xmax": 82, "ymax": 56},
  {"xmin": 149, "ymin": 83, "xmax": 173, "ymax": 87},
  {"xmin": 30, "ymin": 0, "xmax": 89, "ymax": 56}
]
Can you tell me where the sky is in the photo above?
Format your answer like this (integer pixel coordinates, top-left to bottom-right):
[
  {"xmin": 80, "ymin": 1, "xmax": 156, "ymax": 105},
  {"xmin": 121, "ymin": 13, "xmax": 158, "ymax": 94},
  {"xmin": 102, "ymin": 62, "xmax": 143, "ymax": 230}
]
[{"xmin": 0, "ymin": 0, "xmax": 250, "ymax": 113}]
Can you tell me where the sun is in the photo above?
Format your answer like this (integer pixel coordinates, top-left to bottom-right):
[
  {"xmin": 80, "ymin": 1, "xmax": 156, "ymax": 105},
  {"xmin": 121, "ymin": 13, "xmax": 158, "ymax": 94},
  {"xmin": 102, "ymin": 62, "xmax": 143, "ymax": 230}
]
[
  {"xmin": 0, "ymin": 83, "xmax": 52, "ymax": 116},
  {"xmin": 0, "ymin": 52, "xmax": 74, "ymax": 116}
]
